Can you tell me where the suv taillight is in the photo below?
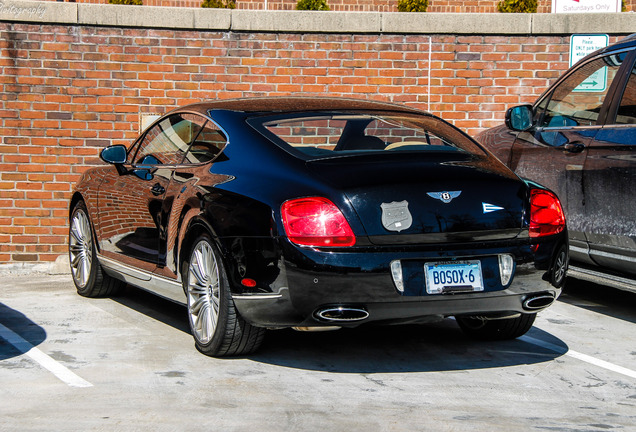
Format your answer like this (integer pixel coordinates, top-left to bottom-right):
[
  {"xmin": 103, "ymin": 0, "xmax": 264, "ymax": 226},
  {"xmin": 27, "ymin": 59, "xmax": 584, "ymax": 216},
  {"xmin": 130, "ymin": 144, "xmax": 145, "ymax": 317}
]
[
  {"xmin": 529, "ymin": 189, "xmax": 565, "ymax": 238},
  {"xmin": 281, "ymin": 197, "xmax": 355, "ymax": 247}
]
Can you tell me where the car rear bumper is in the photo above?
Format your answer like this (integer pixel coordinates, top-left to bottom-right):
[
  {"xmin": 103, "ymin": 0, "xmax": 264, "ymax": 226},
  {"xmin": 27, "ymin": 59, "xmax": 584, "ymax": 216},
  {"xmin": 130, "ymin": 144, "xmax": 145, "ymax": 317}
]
[{"xmin": 230, "ymin": 236, "xmax": 565, "ymax": 328}]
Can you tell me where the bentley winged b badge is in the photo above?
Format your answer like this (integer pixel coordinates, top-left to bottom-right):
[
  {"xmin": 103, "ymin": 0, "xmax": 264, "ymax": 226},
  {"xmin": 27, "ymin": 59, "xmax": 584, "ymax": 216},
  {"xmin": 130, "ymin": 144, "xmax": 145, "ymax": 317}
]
[
  {"xmin": 381, "ymin": 201, "xmax": 413, "ymax": 232},
  {"xmin": 427, "ymin": 191, "xmax": 461, "ymax": 203}
]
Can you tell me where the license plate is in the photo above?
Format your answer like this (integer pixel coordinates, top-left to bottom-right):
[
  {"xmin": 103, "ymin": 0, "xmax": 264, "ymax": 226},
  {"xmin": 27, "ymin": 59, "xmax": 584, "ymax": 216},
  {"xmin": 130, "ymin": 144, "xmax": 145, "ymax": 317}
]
[{"xmin": 424, "ymin": 260, "xmax": 484, "ymax": 294}]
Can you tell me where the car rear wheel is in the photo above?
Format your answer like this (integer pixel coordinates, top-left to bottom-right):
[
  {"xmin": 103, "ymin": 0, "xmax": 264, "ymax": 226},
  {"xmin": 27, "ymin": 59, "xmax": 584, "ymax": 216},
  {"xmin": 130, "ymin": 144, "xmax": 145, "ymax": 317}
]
[
  {"xmin": 184, "ymin": 234, "xmax": 265, "ymax": 357},
  {"xmin": 550, "ymin": 244, "xmax": 568, "ymax": 288},
  {"xmin": 456, "ymin": 313, "xmax": 536, "ymax": 340},
  {"xmin": 69, "ymin": 200, "xmax": 124, "ymax": 297}
]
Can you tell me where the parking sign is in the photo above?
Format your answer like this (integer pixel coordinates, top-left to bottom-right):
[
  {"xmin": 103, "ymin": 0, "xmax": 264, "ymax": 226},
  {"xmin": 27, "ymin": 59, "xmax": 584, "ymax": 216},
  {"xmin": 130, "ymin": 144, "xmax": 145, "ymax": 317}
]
[
  {"xmin": 552, "ymin": 0, "xmax": 621, "ymax": 13},
  {"xmin": 570, "ymin": 34, "xmax": 609, "ymax": 92}
]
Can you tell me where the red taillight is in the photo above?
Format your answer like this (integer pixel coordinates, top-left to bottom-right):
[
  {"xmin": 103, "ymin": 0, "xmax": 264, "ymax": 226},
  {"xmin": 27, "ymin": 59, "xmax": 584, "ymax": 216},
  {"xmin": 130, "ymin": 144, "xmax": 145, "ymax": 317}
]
[
  {"xmin": 529, "ymin": 189, "xmax": 565, "ymax": 238},
  {"xmin": 281, "ymin": 197, "xmax": 356, "ymax": 247}
]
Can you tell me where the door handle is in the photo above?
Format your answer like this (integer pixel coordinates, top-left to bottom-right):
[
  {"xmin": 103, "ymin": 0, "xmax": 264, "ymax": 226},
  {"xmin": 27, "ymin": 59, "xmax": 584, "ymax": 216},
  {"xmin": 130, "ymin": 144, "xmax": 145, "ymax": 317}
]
[
  {"xmin": 150, "ymin": 183, "xmax": 165, "ymax": 196},
  {"xmin": 564, "ymin": 142, "xmax": 585, "ymax": 153}
]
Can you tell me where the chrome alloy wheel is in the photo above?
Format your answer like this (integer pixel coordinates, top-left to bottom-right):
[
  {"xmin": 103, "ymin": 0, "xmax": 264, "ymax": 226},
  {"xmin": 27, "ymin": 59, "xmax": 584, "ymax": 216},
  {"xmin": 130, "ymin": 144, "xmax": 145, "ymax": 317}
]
[
  {"xmin": 187, "ymin": 240, "xmax": 221, "ymax": 344},
  {"xmin": 69, "ymin": 208, "xmax": 93, "ymax": 288}
]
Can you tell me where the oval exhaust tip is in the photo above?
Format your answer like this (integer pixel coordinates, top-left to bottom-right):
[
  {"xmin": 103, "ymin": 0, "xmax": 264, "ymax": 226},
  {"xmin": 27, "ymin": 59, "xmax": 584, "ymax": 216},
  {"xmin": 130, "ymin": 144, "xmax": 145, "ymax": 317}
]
[
  {"xmin": 523, "ymin": 294, "xmax": 555, "ymax": 310},
  {"xmin": 315, "ymin": 306, "xmax": 369, "ymax": 322}
]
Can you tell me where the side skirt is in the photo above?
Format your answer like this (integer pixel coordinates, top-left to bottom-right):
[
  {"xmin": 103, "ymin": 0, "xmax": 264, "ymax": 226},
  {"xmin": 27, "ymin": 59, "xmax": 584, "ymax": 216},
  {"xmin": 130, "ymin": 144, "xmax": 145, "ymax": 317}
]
[
  {"xmin": 569, "ymin": 265, "xmax": 636, "ymax": 295},
  {"xmin": 97, "ymin": 254, "xmax": 186, "ymax": 305}
]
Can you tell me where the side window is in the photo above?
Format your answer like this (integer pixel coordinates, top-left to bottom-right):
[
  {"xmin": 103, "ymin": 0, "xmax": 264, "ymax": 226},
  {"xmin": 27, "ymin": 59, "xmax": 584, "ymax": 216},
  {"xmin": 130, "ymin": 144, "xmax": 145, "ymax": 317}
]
[
  {"xmin": 132, "ymin": 114, "xmax": 204, "ymax": 166},
  {"xmin": 615, "ymin": 64, "xmax": 636, "ymax": 124},
  {"xmin": 538, "ymin": 53, "xmax": 625, "ymax": 129},
  {"xmin": 182, "ymin": 121, "xmax": 228, "ymax": 164}
]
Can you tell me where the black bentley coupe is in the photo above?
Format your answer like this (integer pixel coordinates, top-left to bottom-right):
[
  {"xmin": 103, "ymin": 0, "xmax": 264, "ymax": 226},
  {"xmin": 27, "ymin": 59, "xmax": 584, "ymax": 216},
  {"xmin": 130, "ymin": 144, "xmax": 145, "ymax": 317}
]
[{"xmin": 69, "ymin": 97, "xmax": 568, "ymax": 356}]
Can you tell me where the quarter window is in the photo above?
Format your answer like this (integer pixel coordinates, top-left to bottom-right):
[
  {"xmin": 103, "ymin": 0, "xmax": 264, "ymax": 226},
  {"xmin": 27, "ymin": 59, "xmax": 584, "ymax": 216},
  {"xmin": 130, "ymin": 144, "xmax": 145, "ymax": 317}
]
[
  {"xmin": 132, "ymin": 114, "xmax": 205, "ymax": 166},
  {"xmin": 182, "ymin": 122, "xmax": 228, "ymax": 164}
]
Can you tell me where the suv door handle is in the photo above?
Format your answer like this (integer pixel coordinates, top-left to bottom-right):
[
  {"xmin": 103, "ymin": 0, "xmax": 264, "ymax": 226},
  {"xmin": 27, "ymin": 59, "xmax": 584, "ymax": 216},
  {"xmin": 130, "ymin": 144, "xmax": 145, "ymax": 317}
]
[
  {"xmin": 564, "ymin": 142, "xmax": 585, "ymax": 153},
  {"xmin": 150, "ymin": 183, "xmax": 165, "ymax": 196}
]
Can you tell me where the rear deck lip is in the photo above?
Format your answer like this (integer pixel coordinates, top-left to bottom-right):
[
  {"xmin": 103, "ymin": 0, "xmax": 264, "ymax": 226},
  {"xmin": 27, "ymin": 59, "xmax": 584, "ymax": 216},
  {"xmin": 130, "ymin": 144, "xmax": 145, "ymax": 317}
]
[{"xmin": 368, "ymin": 228, "xmax": 524, "ymax": 245}]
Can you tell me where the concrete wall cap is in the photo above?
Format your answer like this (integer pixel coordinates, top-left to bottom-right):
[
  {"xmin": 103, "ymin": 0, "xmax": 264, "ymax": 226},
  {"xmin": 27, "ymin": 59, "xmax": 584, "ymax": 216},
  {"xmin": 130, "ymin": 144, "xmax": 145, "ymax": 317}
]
[
  {"xmin": 382, "ymin": 12, "xmax": 532, "ymax": 34},
  {"xmin": 531, "ymin": 12, "xmax": 636, "ymax": 34},
  {"xmin": 0, "ymin": 0, "xmax": 76, "ymax": 24},
  {"xmin": 194, "ymin": 8, "xmax": 232, "ymax": 30},
  {"xmin": 0, "ymin": 0, "xmax": 634, "ymax": 34},
  {"xmin": 231, "ymin": 10, "xmax": 382, "ymax": 33}
]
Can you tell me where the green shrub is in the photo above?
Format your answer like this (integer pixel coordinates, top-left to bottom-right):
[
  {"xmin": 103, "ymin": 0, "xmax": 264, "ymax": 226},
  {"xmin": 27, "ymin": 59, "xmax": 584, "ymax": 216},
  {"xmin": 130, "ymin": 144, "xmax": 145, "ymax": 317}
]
[
  {"xmin": 622, "ymin": 0, "xmax": 627, "ymax": 12},
  {"xmin": 296, "ymin": 0, "xmax": 330, "ymax": 11},
  {"xmin": 201, "ymin": 0, "xmax": 236, "ymax": 8},
  {"xmin": 497, "ymin": 0, "xmax": 537, "ymax": 13},
  {"xmin": 397, "ymin": 0, "xmax": 428, "ymax": 12},
  {"xmin": 108, "ymin": 0, "xmax": 143, "ymax": 5}
]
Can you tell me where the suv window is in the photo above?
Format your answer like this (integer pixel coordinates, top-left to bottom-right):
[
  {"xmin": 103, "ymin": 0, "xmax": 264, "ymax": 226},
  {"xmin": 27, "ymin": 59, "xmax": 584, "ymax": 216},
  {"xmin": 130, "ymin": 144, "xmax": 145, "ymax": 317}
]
[
  {"xmin": 537, "ymin": 53, "xmax": 625, "ymax": 129},
  {"xmin": 615, "ymin": 63, "xmax": 636, "ymax": 124}
]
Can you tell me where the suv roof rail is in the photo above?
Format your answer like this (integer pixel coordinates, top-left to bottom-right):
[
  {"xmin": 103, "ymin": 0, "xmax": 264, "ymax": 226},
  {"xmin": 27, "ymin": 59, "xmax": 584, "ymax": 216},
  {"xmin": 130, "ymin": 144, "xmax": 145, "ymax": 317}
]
[{"xmin": 620, "ymin": 33, "xmax": 636, "ymax": 42}]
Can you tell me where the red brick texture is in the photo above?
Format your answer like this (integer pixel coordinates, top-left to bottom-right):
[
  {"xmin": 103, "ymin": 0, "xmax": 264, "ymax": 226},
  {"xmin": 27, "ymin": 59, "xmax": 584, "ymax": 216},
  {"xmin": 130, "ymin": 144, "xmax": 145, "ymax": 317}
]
[{"xmin": 0, "ymin": 23, "xmax": 629, "ymax": 263}]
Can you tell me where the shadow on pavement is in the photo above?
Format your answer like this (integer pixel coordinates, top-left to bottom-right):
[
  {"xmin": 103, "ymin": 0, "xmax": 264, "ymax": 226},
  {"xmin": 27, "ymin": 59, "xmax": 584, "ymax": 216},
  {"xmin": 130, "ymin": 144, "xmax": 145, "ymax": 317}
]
[
  {"xmin": 0, "ymin": 303, "xmax": 47, "ymax": 361},
  {"xmin": 559, "ymin": 277, "xmax": 636, "ymax": 325},
  {"xmin": 111, "ymin": 285, "xmax": 190, "ymax": 334},
  {"xmin": 249, "ymin": 320, "xmax": 566, "ymax": 373},
  {"xmin": 111, "ymin": 285, "xmax": 567, "ymax": 373}
]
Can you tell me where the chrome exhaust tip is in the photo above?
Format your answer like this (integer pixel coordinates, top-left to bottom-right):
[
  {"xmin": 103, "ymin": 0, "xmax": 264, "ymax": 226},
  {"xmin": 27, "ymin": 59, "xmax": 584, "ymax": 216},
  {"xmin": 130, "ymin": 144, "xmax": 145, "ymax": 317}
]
[
  {"xmin": 314, "ymin": 306, "xmax": 369, "ymax": 322},
  {"xmin": 523, "ymin": 294, "xmax": 555, "ymax": 311}
]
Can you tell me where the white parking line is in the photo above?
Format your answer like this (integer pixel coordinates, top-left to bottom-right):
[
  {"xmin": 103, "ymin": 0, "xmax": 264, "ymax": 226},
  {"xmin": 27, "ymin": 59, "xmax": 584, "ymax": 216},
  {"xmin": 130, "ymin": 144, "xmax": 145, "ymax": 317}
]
[
  {"xmin": 0, "ymin": 323, "xmax": 93, "ymax": 388},
  {"xmin": 520, "ymin": 335, "xmax": 636, "ymax": 380}
]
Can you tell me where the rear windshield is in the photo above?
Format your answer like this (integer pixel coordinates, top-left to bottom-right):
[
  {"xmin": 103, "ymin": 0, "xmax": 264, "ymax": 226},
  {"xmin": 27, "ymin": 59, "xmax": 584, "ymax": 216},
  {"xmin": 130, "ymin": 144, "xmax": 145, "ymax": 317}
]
[{"xmin": 247, "ymin": 111, "xmax": 485, "ymax": 160}]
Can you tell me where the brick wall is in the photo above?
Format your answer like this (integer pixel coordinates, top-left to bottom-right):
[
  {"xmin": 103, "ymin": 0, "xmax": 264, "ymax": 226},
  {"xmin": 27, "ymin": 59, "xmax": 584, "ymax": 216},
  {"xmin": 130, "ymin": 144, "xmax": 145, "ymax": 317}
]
[{"xmin": 0, "ymin": 14, "xmax": 632, "ymax": 263}]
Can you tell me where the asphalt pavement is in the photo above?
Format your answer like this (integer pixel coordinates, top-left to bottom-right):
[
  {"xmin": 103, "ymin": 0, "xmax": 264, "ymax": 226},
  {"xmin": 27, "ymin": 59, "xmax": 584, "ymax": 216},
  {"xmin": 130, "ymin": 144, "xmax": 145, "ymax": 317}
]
[{"xmin": 1, "ymin": 272, "xmax": 635, "ymax": 431}]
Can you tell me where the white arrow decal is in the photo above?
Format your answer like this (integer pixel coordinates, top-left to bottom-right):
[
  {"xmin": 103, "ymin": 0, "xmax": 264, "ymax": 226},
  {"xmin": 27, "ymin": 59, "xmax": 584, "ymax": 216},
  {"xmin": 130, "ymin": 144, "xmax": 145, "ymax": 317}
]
[{"xmin": 482, "ymin": 203, "xmax": 504, "ymax": 213}]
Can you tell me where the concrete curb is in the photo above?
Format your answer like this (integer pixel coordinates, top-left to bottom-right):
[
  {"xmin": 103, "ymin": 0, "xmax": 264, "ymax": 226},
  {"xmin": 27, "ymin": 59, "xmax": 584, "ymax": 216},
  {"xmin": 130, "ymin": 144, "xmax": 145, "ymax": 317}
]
[
  {"xmin": 0, "ymin": 255, "xmax": 70, "ymax": 276},
  {"xmin": 0, "ymin": 1, "xmax": 634, "ymax": 34}
]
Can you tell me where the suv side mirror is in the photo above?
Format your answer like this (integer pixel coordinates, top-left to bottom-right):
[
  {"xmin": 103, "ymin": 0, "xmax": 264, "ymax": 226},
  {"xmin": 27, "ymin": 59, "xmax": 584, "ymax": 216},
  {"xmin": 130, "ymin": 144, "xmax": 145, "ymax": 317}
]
[
  {"xmin": 100, "ymin": 145, "xmax": 127, "ymax": 165},
  {"xmin": 505, "ymin": 105, "xmax": 533, "ymax": 132}
]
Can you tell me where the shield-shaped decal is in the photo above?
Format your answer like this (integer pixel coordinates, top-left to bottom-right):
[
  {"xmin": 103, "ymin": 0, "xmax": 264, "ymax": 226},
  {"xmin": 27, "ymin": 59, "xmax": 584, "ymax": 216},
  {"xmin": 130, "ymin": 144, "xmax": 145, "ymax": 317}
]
[{"xmin": 381, "ymin": 201, "xmax": 412, "ymax": 232}]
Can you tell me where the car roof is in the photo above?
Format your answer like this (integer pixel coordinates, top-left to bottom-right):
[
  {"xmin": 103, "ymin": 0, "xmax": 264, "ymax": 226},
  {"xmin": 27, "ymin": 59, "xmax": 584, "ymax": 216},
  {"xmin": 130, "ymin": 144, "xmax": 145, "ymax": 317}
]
[{"xmin": 169, "ymin": 96, "xmax": 429, "ymax": 117}]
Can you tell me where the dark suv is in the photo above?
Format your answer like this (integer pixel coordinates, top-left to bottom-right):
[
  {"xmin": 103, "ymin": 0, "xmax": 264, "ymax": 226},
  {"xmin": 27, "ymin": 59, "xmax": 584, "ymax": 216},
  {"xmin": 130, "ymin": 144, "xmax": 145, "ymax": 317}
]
[{"xmin": 477, "ymin": 34, "xmax": 636, "ymax": 293}]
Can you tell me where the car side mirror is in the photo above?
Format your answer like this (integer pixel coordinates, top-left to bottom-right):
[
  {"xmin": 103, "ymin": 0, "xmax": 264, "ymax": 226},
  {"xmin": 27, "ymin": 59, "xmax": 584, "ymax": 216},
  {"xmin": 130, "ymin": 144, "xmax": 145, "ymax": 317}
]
[
  {"xmin": 505, "ymin": 105, "xmax": 533, "ymax": 132},
  {"xmin": 100, "ymin": 145, "xmax": 127, "ymax": 164}
]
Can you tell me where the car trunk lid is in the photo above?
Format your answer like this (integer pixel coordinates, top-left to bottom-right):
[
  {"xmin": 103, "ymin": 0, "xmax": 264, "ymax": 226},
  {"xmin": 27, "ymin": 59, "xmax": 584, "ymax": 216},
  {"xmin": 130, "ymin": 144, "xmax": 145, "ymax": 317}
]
[{"xmin": 306, "ymin": 152, "xmax": 526, "ymax": 245}]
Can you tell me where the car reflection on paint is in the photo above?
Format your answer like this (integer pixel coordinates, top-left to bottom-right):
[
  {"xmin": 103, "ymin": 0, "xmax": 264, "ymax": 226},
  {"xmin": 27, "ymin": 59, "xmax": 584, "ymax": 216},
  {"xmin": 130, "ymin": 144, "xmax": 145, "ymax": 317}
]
[{"xmin": 69, "ymin": 97, "xmax": 567, "ymax": 357}]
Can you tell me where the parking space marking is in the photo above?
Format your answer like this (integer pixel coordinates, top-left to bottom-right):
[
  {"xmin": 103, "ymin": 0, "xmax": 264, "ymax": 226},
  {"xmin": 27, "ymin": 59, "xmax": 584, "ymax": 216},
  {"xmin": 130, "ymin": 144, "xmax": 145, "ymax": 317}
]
[
  {"xmin": 0, "ymin": 323, "xmax": 93, "ymax": 388},
  {"xmin": 521, "ymin": 335, "xmax": 636, "ymax": 380}
]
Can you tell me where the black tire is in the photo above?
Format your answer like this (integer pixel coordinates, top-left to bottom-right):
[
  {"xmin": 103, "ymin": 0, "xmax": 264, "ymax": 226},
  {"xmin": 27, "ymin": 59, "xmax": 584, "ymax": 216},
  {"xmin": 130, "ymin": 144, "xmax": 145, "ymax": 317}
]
[
  {"xmin": 456, "ymin": 313, "xmax": 536, "ymax": 340},
  {"xmin": 69, "ymin": 200, "xmax": 124, "ymax": 298},
  {"xmin": 183, "ymin": 233, "xmax": 265, "ymax": 357},
  {"xmin": 550, "ymin": 244, "xmax": 568, "ymax": 288}
]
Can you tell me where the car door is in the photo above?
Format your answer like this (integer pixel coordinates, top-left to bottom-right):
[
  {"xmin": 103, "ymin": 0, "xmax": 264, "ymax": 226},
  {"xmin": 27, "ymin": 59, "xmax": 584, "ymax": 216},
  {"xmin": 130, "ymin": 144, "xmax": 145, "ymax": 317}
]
[
  {"xmin": 508, "ymin": 51, "xmax": 626, "ymax": 261},
  {"xmin": 97, "ymin": 113, "xmax": 202, "ymax": 271},
  {"xmin": 153, "ymin": 115, "xmax": 230, "ymax": 280},
  {"xmin": 581, "ymin": 49, "xmax": 636, "ymax": 276}
]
